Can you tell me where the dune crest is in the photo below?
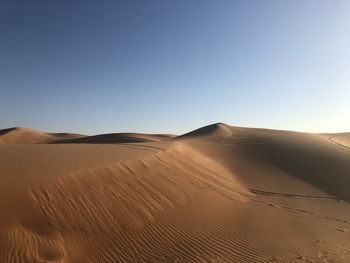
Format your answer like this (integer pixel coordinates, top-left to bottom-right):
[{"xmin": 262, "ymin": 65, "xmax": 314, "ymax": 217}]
[
  {"xmin": 328, "ymin": 133, "xmax": 350, "ymax": 150},
  {"xmin": 29, "ymin": 143, "xmax": 247, "ymax": 232},
  {"xmin": 177, "ymin": 122, "xmax": 233, "ymax": 140}
]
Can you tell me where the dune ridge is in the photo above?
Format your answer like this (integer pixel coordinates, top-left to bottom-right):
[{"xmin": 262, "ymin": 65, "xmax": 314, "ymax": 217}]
[
  {"xmin": 177, "ymin": 122, "xmax": 233, "ymax": 140},
  {"xmin": 29, "ymin": 144, "xmax": 248, "ymax": 233},
  {"xmin": 328, "ymin": 133, "xmax": 350, "ymax": 150}
]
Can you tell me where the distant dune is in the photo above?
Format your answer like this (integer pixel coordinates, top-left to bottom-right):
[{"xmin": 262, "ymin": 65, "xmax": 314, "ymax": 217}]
[
  {"xmin": 0, "ymin": 127, "xmax": 175, "ymax": 145},
  {"xmin": 0, "ymin": 127, "xmax": 83, "ymax": 144},
  {"xmin": 54, "ymin": 133, "xmax": 175, "ymax": 144},
  {"xmin": 0, "ymin": 123, "xmax": 349, "ymax": 262},
  {"xmin": 176, "ymin": 122, "xmax": 233, "ymax": 139}
]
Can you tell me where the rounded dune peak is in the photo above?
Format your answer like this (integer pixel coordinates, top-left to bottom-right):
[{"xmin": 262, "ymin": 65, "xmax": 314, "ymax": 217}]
[
  {"xmin": 0, "ymin": 127, "xmax": 84, "ymax": 145},
  {"xmin": 0, "ymin": 127, "xmax": 49, "ymax": 144},
  {"xmin": 0, "ymin": 127, "xmax": 28, "ymax": 135},
  {"xmin": 177, "ymin": 122, "xmax": 233, "ymax": 140}
]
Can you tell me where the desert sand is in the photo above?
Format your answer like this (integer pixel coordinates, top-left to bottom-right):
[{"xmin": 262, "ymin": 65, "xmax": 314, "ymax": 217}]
[{"xmin": 0, "ymin": 123, "xmax": 350, "ymax": 262}]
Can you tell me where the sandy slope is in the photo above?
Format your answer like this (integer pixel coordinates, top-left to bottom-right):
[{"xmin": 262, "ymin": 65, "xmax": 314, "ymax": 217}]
[
  {"xmin": 0, "ymin": 123, "xmax": 349, "ymax": 262},
  {"xmin": 327, "ymin": 132, "xmax": 350, "ymax": 150}
]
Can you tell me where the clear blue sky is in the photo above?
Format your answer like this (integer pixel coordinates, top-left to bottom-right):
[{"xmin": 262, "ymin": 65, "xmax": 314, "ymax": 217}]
[{"xmin": 1, "ymin": 0, "xmax": 349, "ymax": 135}]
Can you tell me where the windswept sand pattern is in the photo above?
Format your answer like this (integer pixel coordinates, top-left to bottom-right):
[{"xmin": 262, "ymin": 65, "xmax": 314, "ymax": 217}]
[
  {"xmin": 0, "ymin": 225, "xmax": 66, "ymax": 263},
  {"xmin": 80, "ymin": 199, "xmax": 286, "ymax": 262},
  {"xmin": 29, "ymin": 147, "xmax": 248, "ymax": 235}
]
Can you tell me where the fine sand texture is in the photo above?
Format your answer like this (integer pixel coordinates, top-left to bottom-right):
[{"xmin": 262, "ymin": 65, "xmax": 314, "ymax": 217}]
[{"xmin": 0, "ymin": 123, "xmax": 350, "ymax": 262}]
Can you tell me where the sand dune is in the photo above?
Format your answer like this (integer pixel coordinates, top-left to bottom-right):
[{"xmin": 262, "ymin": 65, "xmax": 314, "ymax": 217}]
[
  {"xmin": 0, "ymin": 127, "xmax": 174, "ymax": 145},
  {"xmin": 55, "ymin": 133, "xmax": 175, "ymax": 144},
  {"xmin": 0, "ymin": 127, "xmax": 83, "ymax": 144},
  {"xmin": 177, "ymin": 122, "xmax": 233, "ymax": 140},
  {"xmin": 0, "ymin": 123, "xmax": 349, "ymax": 262},
  {"xmin": 181, "ymin": 123, "xmax": 350, "ymax": 199}
]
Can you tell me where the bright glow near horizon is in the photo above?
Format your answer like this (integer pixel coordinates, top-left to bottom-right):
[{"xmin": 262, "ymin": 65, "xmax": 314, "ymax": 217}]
[{"xmin": 0, "ymin": 1, "xmax": 349, "ymax": 135}]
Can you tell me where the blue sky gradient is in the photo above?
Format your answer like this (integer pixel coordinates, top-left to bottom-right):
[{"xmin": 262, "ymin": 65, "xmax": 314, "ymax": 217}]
[{"xmin": 1, "ymin": 0, "xmax": 349, "ymax": 135}]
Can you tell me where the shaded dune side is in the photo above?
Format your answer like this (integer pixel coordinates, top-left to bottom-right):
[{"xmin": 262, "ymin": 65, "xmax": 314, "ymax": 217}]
[
  {"xmin": 0, "ymin": 127, "xmax": 18, "ymax": 135},
  {"xmin": 233, "ymin": 132, "xmax": 350, "ymax": 200},
  {"xmin": 54, "ymin": 133, "xmax": 175, "ymax": 144},
  {"xmin": 180, "ymin": 124, "xmax": 350, "ymax": 200}
]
